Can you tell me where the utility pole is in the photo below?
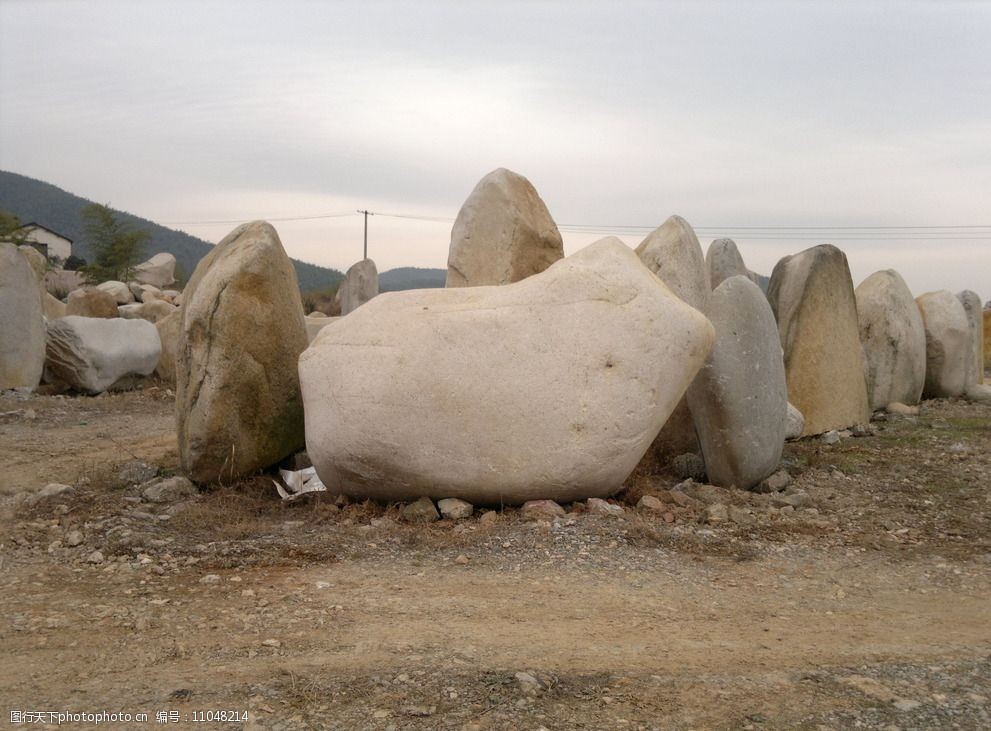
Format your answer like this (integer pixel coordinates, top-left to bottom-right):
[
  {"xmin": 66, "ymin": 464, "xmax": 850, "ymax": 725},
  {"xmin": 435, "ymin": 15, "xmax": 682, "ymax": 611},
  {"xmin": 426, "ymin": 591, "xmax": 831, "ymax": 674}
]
[{"xmin": 357, "ymin": 210, "xmax": 373, "ymax": 260}]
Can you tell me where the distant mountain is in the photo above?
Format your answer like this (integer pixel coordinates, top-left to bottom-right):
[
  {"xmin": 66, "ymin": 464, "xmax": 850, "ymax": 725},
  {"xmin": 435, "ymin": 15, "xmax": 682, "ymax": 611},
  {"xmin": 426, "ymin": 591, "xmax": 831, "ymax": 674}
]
[
  {"xmin": 379, "ymin": 266, "xmax": 446, "ymax": 292},
  {"xmin": 0, "ymin": 170, "xmax": 343, "ymax": 292}
]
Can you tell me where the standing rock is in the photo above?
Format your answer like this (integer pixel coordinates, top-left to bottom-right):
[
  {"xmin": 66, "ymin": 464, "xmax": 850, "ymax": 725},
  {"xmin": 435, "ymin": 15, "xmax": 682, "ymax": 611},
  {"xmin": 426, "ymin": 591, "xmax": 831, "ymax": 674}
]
[
  {"xmin": 339, "ymin": 259, "xmax": 379, "ymax": 315},
  {"xmin": 133, "ymin": 252, "xmax": 177, "ymax": 288},
  {"xmin": 706, "ymin": 238, "xmax": 749, "ymax": 289},
  {"xmin": 446, "ymin": 168, "xmax": 563, "ymax": 288},
  {"xmin": 767, "ymin": 244, "xmax": 870, "ymax": 435},
  {"xmin": 985, "ymin": 306, "xmax": 991, "ymax": 377},
  {"xmin": 44, "ymin": 316, "xmax": 161, "ymax": 394},
  {"xmin": 855, "ymin": 270, "xmax": 926, "ymax": 408},
  {"xmin": 154, "ymin": 308, "xmax": 181, "ymax": 383},
  {"xmin": 915, "ymin": 291, "xmax": 970, "ymax": 398},
  {"xmin": 0, "ymin": 243, "xmax": 46, "ymax": 391},
  {"xmin": 956, "ymin": 290, "xmax": 984, "ymax": 388},
  {"xmin": 177, "ymin": 221, "xmax": 308, "ymax": 484},
  {"xmin": 299, "ymin": 237, "xmax": 715, "ymax": 504},
  {"xmin": 96, "ymin": 280, "xmax": 135, "ymax": 304},
  {"xmin": 635, "ymin": 215, "xmax": 710, "ymax": 461},
  {"xmin": 686, "ymin": 276, "xmax": 787, "ymax": 489},
  {"xmin": 66, "ymin": 288, "xmax": 119, "ymax": 318},
  {"xmin": 305, "ymin": 315, "xmax": 337, "ymax": 343}
]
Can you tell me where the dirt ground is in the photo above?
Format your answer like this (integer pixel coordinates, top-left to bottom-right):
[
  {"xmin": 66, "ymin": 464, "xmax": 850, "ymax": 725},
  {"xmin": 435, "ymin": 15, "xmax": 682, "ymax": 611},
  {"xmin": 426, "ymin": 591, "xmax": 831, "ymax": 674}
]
[{"xmin": 1, "ymin": 387, "xmax": 989, "ymax": 730}]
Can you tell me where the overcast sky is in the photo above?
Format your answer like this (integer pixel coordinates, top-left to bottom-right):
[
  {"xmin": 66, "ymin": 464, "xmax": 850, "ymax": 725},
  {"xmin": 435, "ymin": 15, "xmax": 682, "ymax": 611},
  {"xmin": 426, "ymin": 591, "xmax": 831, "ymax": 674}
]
[{"xmin": 1, "ymin": 0, "xmax": 989, "ymax": 296}]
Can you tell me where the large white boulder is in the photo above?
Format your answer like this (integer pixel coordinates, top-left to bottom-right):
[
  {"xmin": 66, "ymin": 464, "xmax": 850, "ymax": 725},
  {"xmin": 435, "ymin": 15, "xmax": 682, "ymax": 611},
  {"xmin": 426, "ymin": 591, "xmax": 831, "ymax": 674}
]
[
  {"xmin": 446, "ymin": 168, "xmax": 564, "ymax": 287},
  {"xmin": 956, "ymin": 290, "xmax": 984, "ymax": 389},
  {"xmin": 299, "ymin": 237, "xmax": 715, "ymax": 504},
  {"xmin": 855, "ymin": 270, "xmax": 927, "ymax": 408},
  {"xmin": 133, "ymin": 252, "xmax": 177, "ymax": 288},
  {"xmin": 916, "ymin": 291, "xmax": 970, "ymax": 398},
  {"xmin": 686, "ymin": 276, "xmax": 787, "ymax": 490},
  {"xmin": 44, "ymin": 316, "xmax": 160, "ymax": 394},
  {"xmin": 768, "ymin": 244, "xmax": 870, "ymax": 435},
  {"xmin": 0, "ymin": 243, "xmax": 46, "ymax": 390},
  {"xmin": 96, "ymin": 280, "xmax": 135, "ymax": 304},
  {"xmin": 339, "ymin": 259, "xmax": 379, "ymax": 315},
  {"xmin": 177, "ymin": 221, "xmax": 308, "ymax": 484}
]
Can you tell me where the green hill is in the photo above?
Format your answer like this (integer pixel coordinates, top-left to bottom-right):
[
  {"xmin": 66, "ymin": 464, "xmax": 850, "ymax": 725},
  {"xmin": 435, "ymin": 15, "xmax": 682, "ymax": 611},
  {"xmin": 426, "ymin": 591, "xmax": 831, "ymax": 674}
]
[
  {"xmin": 379, "ymin": 266, "xmax": 446, "ymax": 292},
  {"xmin": 0, "ymin": 169, "xmax": 343, "ymax": 292}
]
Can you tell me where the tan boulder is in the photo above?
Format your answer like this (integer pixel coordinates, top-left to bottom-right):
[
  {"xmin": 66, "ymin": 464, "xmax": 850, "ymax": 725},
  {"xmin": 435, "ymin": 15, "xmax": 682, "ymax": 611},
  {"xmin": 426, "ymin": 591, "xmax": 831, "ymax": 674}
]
[
  {"xmin": 915, "ymin": 291, "xmax": 969, "ymax": 398},
  {"xmin": 66, "ymin": 288, "xmax": 119, "ymax": 318},
  {"xmin": 176, "ymin": 221, "xmax": 308, "ymax": 484},
  {"xmin": 154, "ymin": 308, "xmax": 181, "ymax": 383},
  {"xmin": 96, "ymin": 280, "xmax": 135, "ymax": 304},
  {"xmin": 855, "ymin": 270, "xmax": 926, "ymax": 408},
  {"xmin": 446, "ymin": 168, "xmax": 563, "ymax": 287},
  {"xmin": 0, "ymin": 243, "xmax": 46, "ymax": 390},
  {"xmin": 767, "ymin": 244, "xmax": 869, "ymax": 435}
]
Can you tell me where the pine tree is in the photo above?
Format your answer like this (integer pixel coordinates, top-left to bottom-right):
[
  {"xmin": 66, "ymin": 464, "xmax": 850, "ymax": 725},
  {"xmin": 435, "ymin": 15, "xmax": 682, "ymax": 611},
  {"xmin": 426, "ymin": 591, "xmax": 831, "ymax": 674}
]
[{"xmin": 79, "ymin": 203, "xmax": 149, "ymax": 283}]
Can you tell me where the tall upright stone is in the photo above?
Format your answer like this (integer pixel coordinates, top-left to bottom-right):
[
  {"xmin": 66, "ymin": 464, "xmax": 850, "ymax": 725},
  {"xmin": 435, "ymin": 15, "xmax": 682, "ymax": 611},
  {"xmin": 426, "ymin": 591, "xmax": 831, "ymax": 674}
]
[
  {"xmin": 0, "ymin": 243, "xmax": 46, "ymax": 391},
  {"xmin": 686, "ymin": 276, "xmax": 787, "ymax": 489},
  {"xmin": 635, "ymin": 215, "xmax": 710, "ymax": 462},
  {"xmin": 916, "ymin": 291, "xmax": 970, "ymax": 398},
  {"xmin": 956, "ymin": 290, "xmax": 984, "ymax": 389},
  {"xmin": 340, "ymin": 258, "xmax": 378, "ymax": 315},
  {"xmin": 767, "ymin": 244, "xmax": 869, "ymax": 435},
  {"xmin": 706, "ymin": 238, "xmax": 749, "ymax": 289},
  {"xmin": 855, "ymin": 270, "xmax": 926, "ymax": 408},
  {"xmin": 984, "ymin": 306, "xmax": 991, "ymax": 378},
  {"xmin": 176, "ymin": 222, "xmax": 308, "ymax": 484},
  {"xmin": 446, "ymin": 168, "xmax": 563, "ymax": 288}
]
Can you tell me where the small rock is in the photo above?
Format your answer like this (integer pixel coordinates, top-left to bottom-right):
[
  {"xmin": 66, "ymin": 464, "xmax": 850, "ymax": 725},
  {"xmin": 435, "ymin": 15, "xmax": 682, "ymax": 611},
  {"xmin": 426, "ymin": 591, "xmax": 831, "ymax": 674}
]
[
  {"xmin": 821, "ymin": 431, "xmax": 840, "ymax": 445},
  {"xmin": 671, "ymin": 452, "xmax": 706, "ymax": 481},
  {"xmin": 668, "ymin": 489, "xmax": 698, "ymax": 508},
  {"xmin": 142, "ymin": 476, "xmax": 198, "ymax": 503},
  {"xmin": 586, "ymin": 497, "xmax": 625, "ymax": 517},
  {"xmin": 831, "ymin": 469, "xmax": 846, "ymax": 480},
  {"xmin": 772, "ymin": 492, "xmax": 810, "ymax": 508},
  {"xmin": 886, "ymin": 401, "xmax": 919, "ymax": 416},
  {"xmin": 850, "ymin": 423, "xmax": 874, "ymax": 437},
  {"xmin": 478, "ymin": 510, "xmax": 499, "ymax": 524},
  {"xmin": 400, "ymin": 497, "xmax": 440, "ymax": 523},
  {"xmin": 117, "ymin": 460, "xmax": 157, "ymax": 485},
  {"xmin": 86, "ymin": 550, "xmax": 104, "ymax": 564},
  {"xmin": 637, "ymin": 495, "xmax": 665, "ymax": 512},
  {"xmin": 521, "ymin": 500, "xmax": 566, "ymax": 520},
  {"xmin": 755, "ymin": 469, "xmax": 792, "ymax": 494},
  {"xmin": 728, "ymin": 505, "xmax": 756, "ymax": 527},
  {"xmin": 893, "ymin": 699, "xmax": 921, "ymax": 712},
  {"xmin": 706, "ymin": 503, "xmax": 729, "ymax": 524},
  {"xmin": 199, "ymin": 574, "xmax": 221, "ymax": 584},
  {"xmin": 515, "ymin": 671, "xmax": 544, "ymax": 695},
  {"xmin": 372, "ymin": 710, "xmax": 391, "ymax": 719},
  {"xmin": 454, "ymin": 554, "xmax": 470, "ymax": 565},
  {"xmin": 65, "ymin": 529, "xmax": 84, "ymax": 547},
  {"xmin": 437, "ymin": 497, "xmax": 474, "ymax": 520},
  {"xmin": 261, "ymin": 639, "xmax": 281, "ymax": 648}
]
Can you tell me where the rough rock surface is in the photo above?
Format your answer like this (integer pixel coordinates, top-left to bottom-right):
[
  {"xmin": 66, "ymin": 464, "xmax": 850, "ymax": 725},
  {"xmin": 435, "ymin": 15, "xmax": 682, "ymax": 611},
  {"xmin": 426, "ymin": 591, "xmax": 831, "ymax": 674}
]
[
  {"xmin": 44, "ymin": 316, "xmax": 160, "ymax": 394},
  {"xmin": 18, "ymin": 245, "xmax": 47, "ymax": 280},
  {"xmin": 66, "ymin": 288, "xmax": 119, "ymax": 319},
  {"xmin": 706, "ymin": 238, "xmax": 750, "ymax": 289},
  {"xmin": 300, "ymin": 238, "xmax": 715, "ymax": 504},
  {"xmin": 154, "ymin": 309, "xmax": 181, "ymax": 383},
  {"xmin": 133, "ymin": 252, "xmax": 177, "ymax": 288},
  {"xmin": 855, "ymin": 270, "xmax": 926, "ymax": 408},
  {"xmin": 686, "ymin": 276, "xmax": 787, "ymax": 489},
  {"xmin": 956, "ymin": 290, "xmax": 984, "ymax": 388},
  {"xmin": 339, "ymin": 259, "xmax": 379, "ymax": 316},
  {"xmin": 43, "ymin": 292, "xmax": 66, "ymax": 320},
  {"xmin": 915, "ymin": 291, "xmax": 970, "ymax": 398},
  {"xmin": 176, "ymin": 221, "xmax": 308, "ymax": 484},
  {"xmin": 446, "ymin": 168, "xmax": 563, "ymax": 288},
  {"xmin": 96, "ymin": 280, "xmax": 135, "ymax": 304},
  {"xmin": 118, "ymin": 300, "xmax": 175, "ymax": 324},
  {"xmin": 0, "ymin": 243, "xmax": 46, "ymax": 390},
  {"xmin": 634, "ymin": 215, "xmax": 710, "ymax": 462},
  {"xmin": 785, "ymin": 403, "xmax": 805, "ymax": 440},
  {"xmin": 768, "ymin": 244, "xmax": 870, "ymax": 435}
]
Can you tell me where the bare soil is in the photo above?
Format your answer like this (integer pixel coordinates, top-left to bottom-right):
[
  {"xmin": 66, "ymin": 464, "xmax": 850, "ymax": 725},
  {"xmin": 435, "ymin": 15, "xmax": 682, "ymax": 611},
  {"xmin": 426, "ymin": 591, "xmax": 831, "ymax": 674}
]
[{"xmin": 1, "ymin": 388, "xmax": 989, "ymax": 730}]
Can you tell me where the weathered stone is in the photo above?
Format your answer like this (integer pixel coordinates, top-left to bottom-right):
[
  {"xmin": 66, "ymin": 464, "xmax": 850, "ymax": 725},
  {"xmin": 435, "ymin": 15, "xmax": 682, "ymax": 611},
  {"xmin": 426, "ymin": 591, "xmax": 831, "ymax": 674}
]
[
  {"xmin": 154, "ymin": 308, "xmax": 181, "ymax": 383},
  {"xmin": 915, "ymin": 291, "xmax": 969, "ymax": 398},
  {"xmin": 133, "ymin": 252, "xmax": 177, "ymax": 288},
  {"xmin": 299, "ymin": 238, "xmax": 715, "ymax": 504},
  {"xmin": 44, "ymin": 316, "xmax": 161, "ymax": 394},
  {"xmin": 635, "ymin": 215, "xmax": 710, "ymax": 463},
  {"xmin": 756, "ymin": 469, "xmax": 792, "ymax": 494},
  {"xmin": 43, "ymin": 292, "xmax": 66, "ymax": 320},
  {"xmin": 401, "ymin": 497, "xmax": 440, "ymax": 523},
  {"xmin": 446, "ymin": 168, "xmax": 563, "ymax": 287},
  {"xmin": 768, "ymin": 244, "xmax": 870, "ymax": 435},
  {"xmin": 686, "ymin": 276, "xmax": 787, "ymax": 489},
  {"xmin": 177, "ymin": 221, "xmax": 308, "ymax": 484},
  {"xmin": 339, "ymin": 259, "xmax": 378, "ymax": 315},
  {"xmin": 785, "ymin": 402, "xmax": 805, "ymax": 440},
  {"xmin": 706, "ymin": 238, "xmax": 749, "ymax": 289},
  {"xmin": 521, "ymin": 500, "xmax": 566, "ymax": 520},
  {"xmin": 956, "ymin": 290, "xmax": 984, "ymax": 389},
  {"xmin": 437, "ymin": 497, "xmax": 474, "ymax": 520},
  {"xmin": 586, "ymin": 497, "xmax": 625, "ymax": 517},
  {"xmin": 118, "ymin": 300, "xmax": 175, "ymax": 324},
  {"xmin": 142, "ymin": 476, "xmax": 197, "ymax": 503},
  {"xmin": 0, "ymin": 243, "xmax": 46, "ymax": 391},
  {"xmin": 855, "ymin": 270, "xmax": 926, "ymax": 408},
  {"xmin": 66, "ymin": 288, "xmax": 118, "ymax": 318},
  {"xmin": 96, "ymin": 280, "xmax": 135, "ymax": 304}
]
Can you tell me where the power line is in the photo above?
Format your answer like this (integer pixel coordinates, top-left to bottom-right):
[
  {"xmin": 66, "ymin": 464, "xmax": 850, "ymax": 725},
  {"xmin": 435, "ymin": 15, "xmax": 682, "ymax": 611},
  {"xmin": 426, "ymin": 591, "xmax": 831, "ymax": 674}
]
[{"xmin": 162, "ymin": 211, "xmax": 354, "ymax": 225}]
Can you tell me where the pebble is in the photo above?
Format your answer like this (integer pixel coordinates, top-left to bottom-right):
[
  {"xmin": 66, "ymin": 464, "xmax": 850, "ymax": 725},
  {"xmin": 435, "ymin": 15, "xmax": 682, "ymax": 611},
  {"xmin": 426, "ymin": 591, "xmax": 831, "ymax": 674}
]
[
  {"xmin": 755, "ymin": 469, "xmax": 792, "ymax": 494},
  {"xmin": 521, "ymin": 500, "xmax": 565, "ymax": 520},
  {"xmin": 199, "ymin": 574, "xmax": 221, "ymax": 584},
  {"xmin": 86, "ymin": 550, "xmax": 104, "ymax": 564},
  {"xmin": 637, "ymin": 495, "xmax": 665, "ymax": 512},
  {"xmin": 822, "ymin": 431, "xmax": 840, "ymax": 445},
  {"xmin": 454, "ymin": 554, "xmax": 469, "ymax": 565},
  {"xmin": 586, "ymin": 498, "xmax": 625, "ymax": 517},
  {"xmin": 400, "ymin": 497, "xmax": 440, "ymax": 523},
  {"xmin": 437, "ymin": 498, "xmax": 474, "ymax": 520},
  {"xmin": 65, "ymin": 530, "xmax": 84, "ymax": 547}
]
